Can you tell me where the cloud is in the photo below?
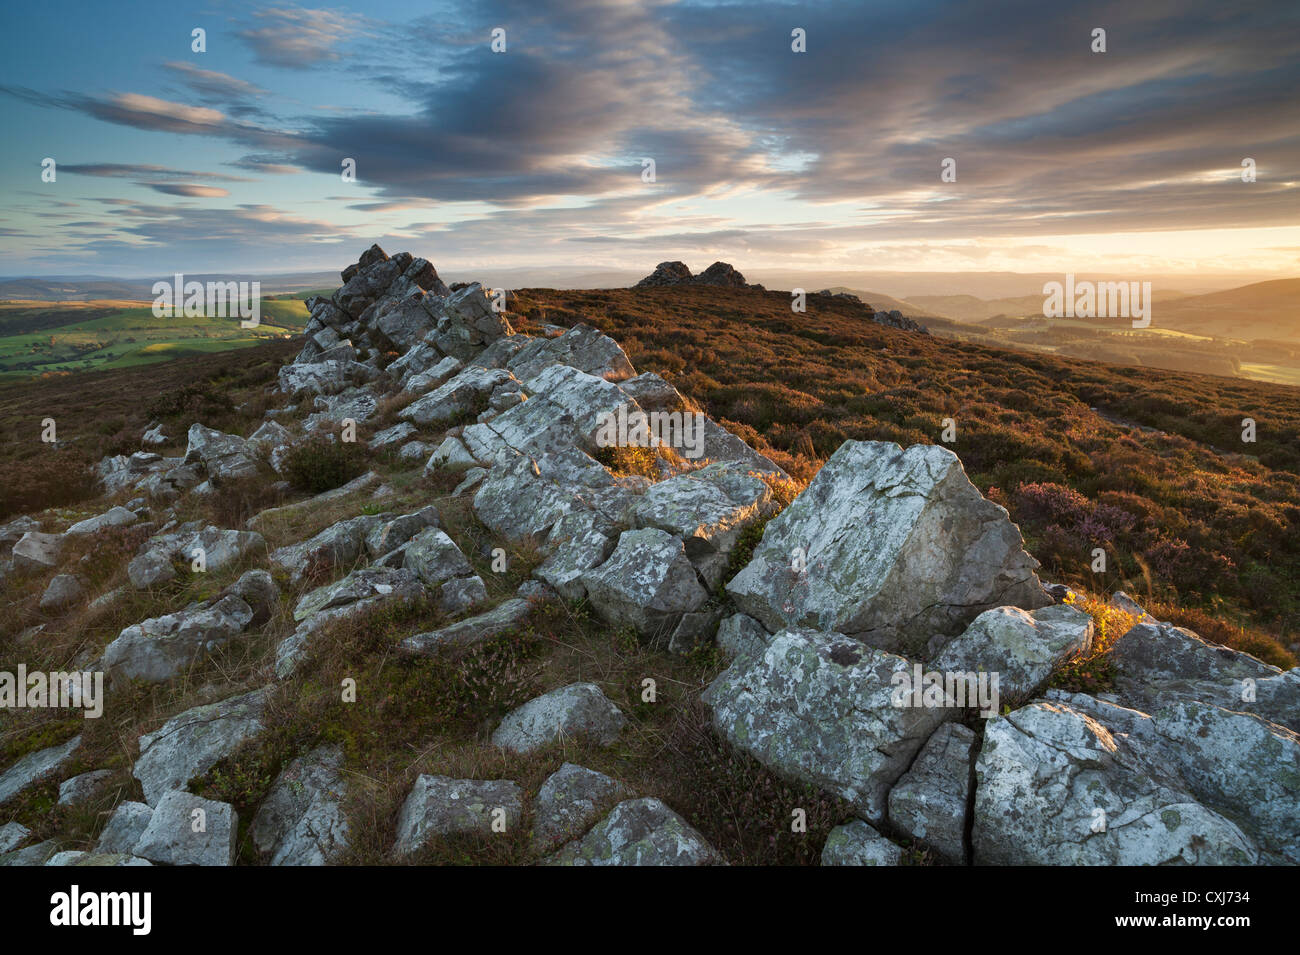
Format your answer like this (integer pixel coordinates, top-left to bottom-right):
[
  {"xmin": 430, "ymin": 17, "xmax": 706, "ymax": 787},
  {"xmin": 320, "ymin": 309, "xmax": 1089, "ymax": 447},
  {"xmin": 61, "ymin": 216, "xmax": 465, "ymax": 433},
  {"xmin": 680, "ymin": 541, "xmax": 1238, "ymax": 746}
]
[
  {"xmin": 141, "ymin": 183, "xmax": 231, "ymax": 197},
  {"xmin": 61, "ymin": 163, "xmax": 251, "ymax": 183},
  {"xmin": 162, "ymin": 62, "xmax": 265, "ymax": 100},
  {"xmin": 237, "ymin": 6, "xmax": 358, "ymax": 68},
  {"xmin": 82, "ymin": 92, "xmax": 228, "ymax": 133}
]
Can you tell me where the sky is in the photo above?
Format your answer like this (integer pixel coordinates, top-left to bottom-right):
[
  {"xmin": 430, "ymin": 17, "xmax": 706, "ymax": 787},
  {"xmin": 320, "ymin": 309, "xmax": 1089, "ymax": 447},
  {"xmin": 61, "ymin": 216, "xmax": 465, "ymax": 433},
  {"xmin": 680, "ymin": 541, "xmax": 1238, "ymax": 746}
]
[{"xmin": 0, "ymin": 0, "xmax": 1297, "ymax": 279}]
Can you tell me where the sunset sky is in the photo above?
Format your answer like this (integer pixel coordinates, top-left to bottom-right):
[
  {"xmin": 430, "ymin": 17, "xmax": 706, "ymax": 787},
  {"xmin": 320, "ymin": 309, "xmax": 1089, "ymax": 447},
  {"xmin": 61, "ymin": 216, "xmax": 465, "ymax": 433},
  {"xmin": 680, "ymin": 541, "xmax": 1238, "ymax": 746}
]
[{"xmin": 1, "ymin": 0, "xmax": 1297, "ymax": 277}]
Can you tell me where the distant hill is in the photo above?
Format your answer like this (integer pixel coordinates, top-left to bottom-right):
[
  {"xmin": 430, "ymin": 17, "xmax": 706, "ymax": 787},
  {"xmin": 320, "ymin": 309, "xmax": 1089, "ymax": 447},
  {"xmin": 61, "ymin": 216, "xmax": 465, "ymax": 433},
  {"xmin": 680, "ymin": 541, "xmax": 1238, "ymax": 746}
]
[{"xmin": 1151, "ymin": 279, "xmax": 1300, "ymax": 342}]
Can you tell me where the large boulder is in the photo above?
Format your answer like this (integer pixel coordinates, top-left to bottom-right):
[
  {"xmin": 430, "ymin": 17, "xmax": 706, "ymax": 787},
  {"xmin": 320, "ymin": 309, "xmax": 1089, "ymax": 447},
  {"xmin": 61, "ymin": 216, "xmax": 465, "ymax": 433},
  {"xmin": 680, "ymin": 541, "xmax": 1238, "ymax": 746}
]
[
  {"xmin": 635, "ymin": 261, "xmax": 693, "ymax": 288},
  {"xmin": 972, "ymin": 698, "xmax": 1258, "ymax": 865},
  {"xmin": 426, "ymin": 284, "xmax": 513, "ymax": 361},
  {"xmin": 401, "ymin": 598, "xmax": 532, "ymax": 654},
  {"xmin": 726, "ymin": 441, "xmax": 1050, "ymax": 657},
  {"xmin": 12, "ymin": 531, "xmax": 63, "ymax": 572},
  {"xmin": 400, "ymin": 366, "xmax": 517, "ymax": 428},
  {"xmin": 132, "ymin": 790, "xmax": 237, "ymax": 866},
  {"xmin": 532, "ymin": 763, "xmax": 631, "ymax": 852},
  {"xmin": 1109, "ymin": 622, "xmax": 1300, "ymax": 733},
  {"xmin": 702, "ymin": 628, "xmax": 952, "ymax": 824},
  {"xmin": 821, "ymin": 820, "xmax": 903, "ymax": 866}
]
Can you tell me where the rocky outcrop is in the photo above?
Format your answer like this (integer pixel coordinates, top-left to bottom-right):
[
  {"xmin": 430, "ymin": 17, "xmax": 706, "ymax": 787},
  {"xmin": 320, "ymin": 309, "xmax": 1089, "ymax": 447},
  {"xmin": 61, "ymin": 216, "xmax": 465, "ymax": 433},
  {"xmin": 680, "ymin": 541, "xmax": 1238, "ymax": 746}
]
[
  {"xmin": 726, "ymin": 440, "xmax": 1051, "ymax": 657},
  {"xmin": 634, "ymin": 261, "xmax": 754, "ymax": 290}
]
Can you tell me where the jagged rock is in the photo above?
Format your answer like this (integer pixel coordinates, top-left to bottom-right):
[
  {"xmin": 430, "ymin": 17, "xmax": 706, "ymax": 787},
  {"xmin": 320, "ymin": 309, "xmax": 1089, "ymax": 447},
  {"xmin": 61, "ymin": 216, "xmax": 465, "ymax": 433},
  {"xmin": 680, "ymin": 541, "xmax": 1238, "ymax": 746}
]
[
  {"xmin": 0, "ymin": 840, "xmax": 59, "ymax": 866},
  {"xmin": 277, "ymin": 567, "xmax": 425, "ymax": 677},
  {"xmin": 0, "ymin": 515, "xmax": 40, "ymax": 553},
  {"xmin": 532, "ymin": 764, "xmax": 631, "ymax": 852},
  {"xmin": 270, "ymin": 514, "xmax": 385, "ymax": 586},
  {"xmin": 693, "ymin": 261, "xmax": 748, "ymax": 287},
  {"xmin": 364, "ymin": 506, "xmax": 441, "ymax": 558},
  {"xmin": 184, "ymin": 424, "xmax": 259, "ymax": 484},
  {"xmin": 0, "ymin": 822, "xmax": 30, "ymax": 853},
  {"xmin": 426, "ymin": 283, "xmax": 513, "ymax": 361},
  {"xmin": 872, "ymin": 309, "xmax": 928, "ymax": 334},
  {"xmin": 64, "ymin": 505, "xmax": 137, "ymax": 537},
  {"xmin": 222, "ymin": 569, "xmax": 279, "ymax": 626},
  {"xmin": 393, "ymin": 775, "xmax": 523, "ymax": 855},
  {"xmin": 544, "ymin": 798, "xmax": 723, "ymax": 866},
  {"xmin": 374, "ymin": 295, "xmax": 436, "ymax": 352},
  {"xmin": 278, "ymin": 359, "xmax": 377, "ymax": 396},
  {"xmin": 368, "ymin": 422, "xmax": 417, "ymax": 452},
  {"xmin": 697, "ymin": 417, "xmax": 788, "ymax": 476},
  {"xmin": 335, "ymin": 255, "xmax": 404, "ymax": 318},
  {"xmin": 534, "ymin": 513, "xmax": 616, "ymax": 601},
  {"xmin": 133, "ymin": 689, "xmax": 268, "ymax": 806},
  {"xmin": 304, "ymin": 388, "xmax": 379, "ymax": 433},
  {"xmin": 491, "ymin": 683, "xmax": 627, "ymax": 754},
  {"xmin": 56, "ymin": 770, "xmax": 114, "ymax": 807},
  {"xmin": 703, "ymin": 628, "xmax": 951, "ymax": 824},
  {"xmin": 102, "ymin": 593, "xmax": 255, "ymax": 684},
  {"xmin": 580, "ymin": 528, "xmax": 709, "ymax": 639},
  {"xmin": 142, "ymin": 422, "xmax": 169, "ymax": 446},
  {"xmin": 401, "ymin": 598, "xmax": 531, "ymax": 654},
  {"xmin": 506, "ymin": 324, "xmax": 636, "ymax": 382},
  {"xmin": 251, "ymin": 745, "xmax": 349, "ymax": 866},
  {"xmin": 1110, "ymin": 591, "xmax": 1156, "ymax": 621},
  {"xmin": 930, "ymin": 604, "xmax": 1094, "ymax": 705},
  {"xmin": 12, "ymin": 531, "xmax": 63, "ymax": 572},
  {"xmin": 293, "ymin": 566, "xmax": 424, "ymax": 622},
  {"xmin": 1109, "ymin": 622, "xmax": 1300, "ymax": 732},
  {"xmin": 95, "ymin": 802, "xmax": 154, "ymax": 854},
  {"xmin": 618, "ymin": 373, "xmax": 686, "ymax": 412},
  {"xmin": 400, "ymin": 366, "xmax": 516, "ymax": 428},
  {"xmin": 39, "ymin": 573, "xmax": 86, "ymax": 611},
  {"xmin": 401, "ymin": 527, "xmax": 473, "ymax": 586},
  {"xmin": 726, "ymin": 440, "xmax": 1050, "ymax": 657},
  {"xmin": 401, "ymin": 440, "xmax": 435, "ymax": 463},
  {"xmin": 631, "ymin": 462, "xmax": 774, "ymax": 586},
  {"xmin": 0, "ymin": 735, "xmax": 81, "ymax": 806},
  {"xmin": 132, "ymin": 790, "xmax": 237, "ymax": 866},
  {"xmin": 635, "ymin": 261, "xmax": 694, "ymax": 287},
  {"xmin": 128, "ymin": 525, "xmax": 264, "ymax": 589},
  {"xmin": 96, "ymin": 451, "xmax": 171, "ymax": 494},
  {"xmin": 404, "ymin": 355, "xmax": 464, "ymax": 394},
  {"xmin": 821, "ymin": 820, "xmax": 903, "ymax": 866},
  {"xmin": 404, "ymin": 256, "xmax": 450, "ymax": 296},
  {"xmin": 715, "ymin": 613, "xmax": 770, "ymax": 662},
  {"xmin": 887, "ymin": 723, "xmax": 975, "ymax": 865},
  {"xmin": 972, "ymin": 699, "xmax": 1258, "ymax": 865},
  {"xmin": 473, "ymin": 446, "xmax": 619, "ymax": 542}
]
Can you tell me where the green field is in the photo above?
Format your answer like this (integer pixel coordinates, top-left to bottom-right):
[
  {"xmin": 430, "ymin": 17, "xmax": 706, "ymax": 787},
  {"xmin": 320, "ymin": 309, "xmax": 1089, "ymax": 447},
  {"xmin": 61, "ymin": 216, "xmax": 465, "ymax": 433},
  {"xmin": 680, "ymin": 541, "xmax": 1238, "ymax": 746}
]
[{"xmin": 0, "ymin": 296, "xmax": 308, "ymax": 378}]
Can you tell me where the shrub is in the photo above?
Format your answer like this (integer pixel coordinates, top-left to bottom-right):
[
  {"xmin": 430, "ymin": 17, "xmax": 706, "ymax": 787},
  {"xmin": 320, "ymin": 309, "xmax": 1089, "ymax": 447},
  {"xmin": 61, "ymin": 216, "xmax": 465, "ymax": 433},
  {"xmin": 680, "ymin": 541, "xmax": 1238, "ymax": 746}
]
[{"xmin": 280, "ymin": 437, "xmax": 366, "ymax": 494}]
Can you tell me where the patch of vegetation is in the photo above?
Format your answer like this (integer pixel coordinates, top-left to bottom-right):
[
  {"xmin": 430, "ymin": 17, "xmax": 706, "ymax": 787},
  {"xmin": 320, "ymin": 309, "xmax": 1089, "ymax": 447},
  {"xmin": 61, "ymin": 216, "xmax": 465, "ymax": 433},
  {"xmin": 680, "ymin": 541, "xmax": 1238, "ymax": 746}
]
[{"xmin": 280, "ymin": 436, "xmax": 367, "ymax": 494}]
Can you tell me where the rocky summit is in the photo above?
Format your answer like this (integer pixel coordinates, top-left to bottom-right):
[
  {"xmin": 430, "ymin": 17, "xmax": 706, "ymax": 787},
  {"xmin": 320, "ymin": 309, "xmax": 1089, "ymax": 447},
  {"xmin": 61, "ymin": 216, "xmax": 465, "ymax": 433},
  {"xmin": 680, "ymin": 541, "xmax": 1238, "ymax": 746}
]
[{"xmin": 1, "ymin": 242, "xmax": 1294, "ymax": 869}]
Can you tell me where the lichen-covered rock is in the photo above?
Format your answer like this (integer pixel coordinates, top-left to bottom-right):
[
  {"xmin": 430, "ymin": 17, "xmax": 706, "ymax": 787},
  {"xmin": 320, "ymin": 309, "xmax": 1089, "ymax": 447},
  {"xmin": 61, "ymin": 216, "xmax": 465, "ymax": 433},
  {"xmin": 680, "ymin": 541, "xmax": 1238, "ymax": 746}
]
[
  {"xmin": 39, "ymin": 573, "xmax": 86, "ymax": 611},
  {"xmin": 491, "ymin": 683, "xmax": 627, "ymax": 754},
  {"xmin": 132, "ymin": 790, "xmax": 237, "ymax": 866},
  {"xmin": 401, "ymin": 527, "xmax": 474, "ymax": 587},
  {"xmin": 532, "ymin": 764, "xmax": 631, "ymax": 851},
  {"xmin": 95, "ymin": 802, "xmax": 154, "ymax": 855},
  {"xmin": 0, "ymin": 822, "xmax": 30, "ymax": 853},
  {"xmin": 250, "ymin": 745, "xmax": 349, "ymax": 866},
  {"xmin": 505, "ymin": 323, "xmax": 636, "ymax": 382},
  {"xmin": 972, "ymin": 699, "xmax": 1258, "ymax": 865},
  {"xmin": 12, "ymin": 531, "xmax": 63, "ymax": 572},
  {"xmin": 887, "ymin": 723, "xmax": 975, "ymax": 865},
  {"xmin": 102, "ymin": 593, "xmax": 255, "ymax": 683},
  {"xmin": 930, "ymin": 604, "xmax": 1094, "ymax": 705},
  {"xmin": 184, "ymin": 424, "xmax": 260, "ymax": 484},
  {"xmin": 727, "ymin": 440, "xmax": 1050, "ymax": 657},
  {"xmin": 580, "ymin": 528, "xmax": 709, "ymax": 640},
  {"xmin": 0, "ymin": 735, "xmax": 82, "ymax": 806},
  {"xmin": 64, "ymin": 505, "xmax": 137, "ymax": 537},
  {"xmin": 821, "ymin": 820, "xmax": 903, "ymax": 866},
  {"xmin": 1110, "ymin": 622, "xmax": 1300, "ymax": 733},
  {"xmin": 715, "ymin": 613, "xmax": 770, "ymax": 662},
  {"xmin": 702, "ymin": 628, "xmax": 951, "ymax": 824},
  {"xmin": 544, "ymin": 798, "xmax": 723, "ymax": 866},
  {"xmin": 393, "ymin": 775, "xmax": 522, "ymax": 856},
  {"xmin": 133, "ymin": 689, "xmax": 268, "ymax": 805}
]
